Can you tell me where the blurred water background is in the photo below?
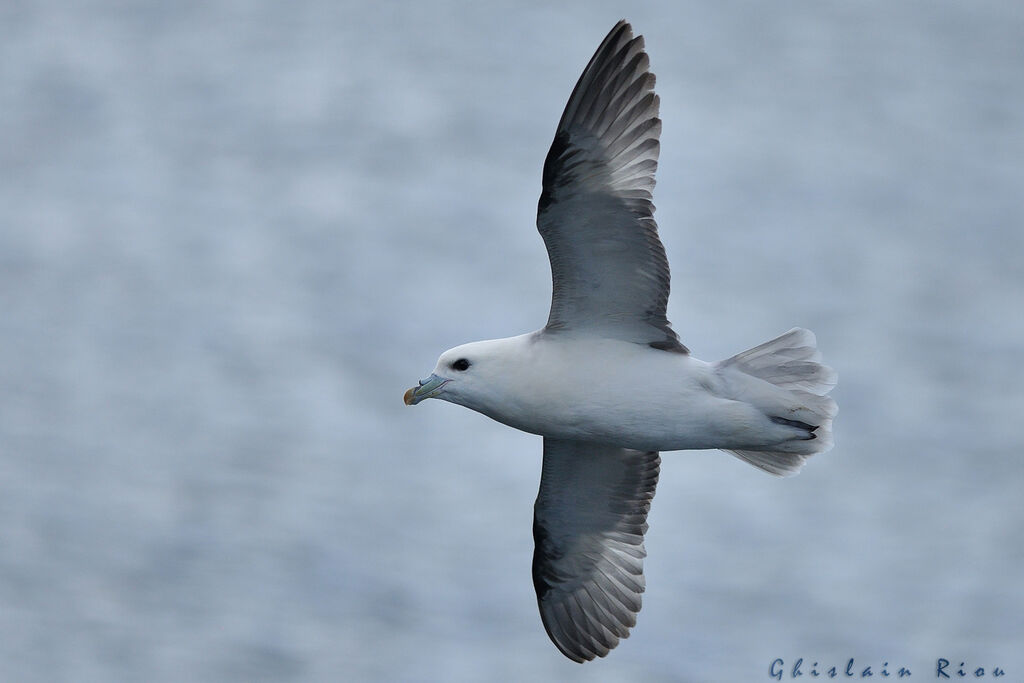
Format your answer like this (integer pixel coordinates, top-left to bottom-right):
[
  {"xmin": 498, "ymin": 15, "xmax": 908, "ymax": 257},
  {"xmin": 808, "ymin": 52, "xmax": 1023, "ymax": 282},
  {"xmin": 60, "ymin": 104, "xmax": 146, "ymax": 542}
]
[{"xmin": 2, "ymin": 1, "xmax": 1023, "ymax": 681}]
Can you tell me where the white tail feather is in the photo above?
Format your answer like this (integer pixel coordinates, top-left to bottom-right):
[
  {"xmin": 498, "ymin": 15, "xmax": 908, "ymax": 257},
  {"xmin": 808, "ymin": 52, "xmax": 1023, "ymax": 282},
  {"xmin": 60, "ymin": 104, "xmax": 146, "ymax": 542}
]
[{"xmin": 716, "ymin": 328, "xmax": 838, "ymax": 477}]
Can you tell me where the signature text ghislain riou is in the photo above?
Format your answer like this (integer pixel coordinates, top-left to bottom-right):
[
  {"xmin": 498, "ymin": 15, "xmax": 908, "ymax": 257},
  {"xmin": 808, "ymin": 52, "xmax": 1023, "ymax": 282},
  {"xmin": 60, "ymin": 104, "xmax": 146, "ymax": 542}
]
[{"xmin": 769, "ymin": 658, "xmax": 1006, "ymax": 679}]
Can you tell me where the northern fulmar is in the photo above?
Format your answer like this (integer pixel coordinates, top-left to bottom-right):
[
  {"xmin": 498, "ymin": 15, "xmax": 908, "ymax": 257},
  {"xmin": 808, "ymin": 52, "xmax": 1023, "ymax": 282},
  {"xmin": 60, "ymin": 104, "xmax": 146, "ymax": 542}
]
[{"xmin": 404, "ymin": 20, "xmax": 837, "ymax": 663}]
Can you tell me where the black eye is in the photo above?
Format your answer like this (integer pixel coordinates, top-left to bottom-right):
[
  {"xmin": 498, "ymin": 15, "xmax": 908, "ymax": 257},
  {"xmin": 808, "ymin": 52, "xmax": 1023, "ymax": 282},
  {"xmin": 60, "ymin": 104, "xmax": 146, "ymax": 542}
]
[{"xmin": 451, "ymin": 358, "xmax": 471, "ymax": 372}]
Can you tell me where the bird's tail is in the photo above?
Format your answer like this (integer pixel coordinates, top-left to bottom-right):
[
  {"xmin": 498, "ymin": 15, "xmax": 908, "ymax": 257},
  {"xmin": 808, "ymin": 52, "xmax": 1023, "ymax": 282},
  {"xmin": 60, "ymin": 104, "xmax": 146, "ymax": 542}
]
[{"xmin": 715, "ymin": 328, "xmax": 838, "ymax": 476}]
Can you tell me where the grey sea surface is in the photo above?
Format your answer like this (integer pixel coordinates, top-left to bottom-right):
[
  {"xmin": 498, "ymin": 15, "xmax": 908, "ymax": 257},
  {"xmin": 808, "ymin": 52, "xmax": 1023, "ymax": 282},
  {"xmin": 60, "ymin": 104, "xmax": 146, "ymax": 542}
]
[{"xmin": 2, "ymin": 1, "xmax": 1023, "ymax": 681}]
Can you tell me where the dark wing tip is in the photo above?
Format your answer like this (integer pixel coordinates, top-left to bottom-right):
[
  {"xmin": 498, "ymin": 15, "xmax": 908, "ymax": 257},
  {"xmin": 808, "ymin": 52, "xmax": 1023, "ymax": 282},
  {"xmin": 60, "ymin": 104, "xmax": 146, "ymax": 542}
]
[
  {"xmin": 539, "ymin": 19, "xmax": 662, "ymax": 218},
  {"xmin": 556, "ymin": 21, "xmax": 652, "ymax": 135}
]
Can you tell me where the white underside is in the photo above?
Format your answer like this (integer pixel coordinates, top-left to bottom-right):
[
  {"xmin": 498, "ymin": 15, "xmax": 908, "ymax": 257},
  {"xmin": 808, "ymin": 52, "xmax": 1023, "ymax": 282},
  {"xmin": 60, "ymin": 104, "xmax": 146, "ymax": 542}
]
[{"xmin": 438, "ymin": 329, "xmax": 837, "ymax": 464}]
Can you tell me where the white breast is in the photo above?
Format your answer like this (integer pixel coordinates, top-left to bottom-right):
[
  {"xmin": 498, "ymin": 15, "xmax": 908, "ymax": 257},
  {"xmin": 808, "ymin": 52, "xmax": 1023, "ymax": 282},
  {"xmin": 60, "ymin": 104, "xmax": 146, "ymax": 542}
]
[{"xmin": 476, "ymin": 334, "xmax": 735, "ymax": 451}]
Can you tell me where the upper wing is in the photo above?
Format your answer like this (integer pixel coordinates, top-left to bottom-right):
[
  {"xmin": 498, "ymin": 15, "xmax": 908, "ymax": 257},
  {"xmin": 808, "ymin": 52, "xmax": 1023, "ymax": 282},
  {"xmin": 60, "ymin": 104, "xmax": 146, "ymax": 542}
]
[
  {"xmin": 537, "ymin": 20, "xmax": 686, "ymax": 353},
  {"xmin": 532, "ymin": 438, "xmax": 660, "ymax": 662}
]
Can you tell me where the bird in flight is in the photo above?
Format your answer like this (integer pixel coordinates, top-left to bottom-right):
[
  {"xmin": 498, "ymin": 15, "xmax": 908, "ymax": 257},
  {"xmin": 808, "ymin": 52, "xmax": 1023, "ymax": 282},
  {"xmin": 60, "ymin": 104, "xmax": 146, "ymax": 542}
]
[{"xmin": 404, "ymin": 19, "xmax": 837, "ymax": 663}]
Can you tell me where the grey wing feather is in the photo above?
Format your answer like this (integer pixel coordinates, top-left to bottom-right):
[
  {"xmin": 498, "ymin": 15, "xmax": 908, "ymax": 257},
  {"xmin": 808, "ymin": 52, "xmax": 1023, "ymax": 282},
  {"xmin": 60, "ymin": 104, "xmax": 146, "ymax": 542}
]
[
  {"xmin": 532, "ymin": 438, "xmax": 660, "ymax": 662},
  {"xmin": 537, "ymin": 20, "xmax": 686, "ymax": 353}
]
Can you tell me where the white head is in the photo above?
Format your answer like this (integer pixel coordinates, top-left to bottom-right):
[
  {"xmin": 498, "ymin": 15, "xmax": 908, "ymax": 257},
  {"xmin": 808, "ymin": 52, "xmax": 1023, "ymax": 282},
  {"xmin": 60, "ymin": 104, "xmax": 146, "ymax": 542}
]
[{"xmin": 403, "ymin": 336, "xmax": 532, "ymax": 416}]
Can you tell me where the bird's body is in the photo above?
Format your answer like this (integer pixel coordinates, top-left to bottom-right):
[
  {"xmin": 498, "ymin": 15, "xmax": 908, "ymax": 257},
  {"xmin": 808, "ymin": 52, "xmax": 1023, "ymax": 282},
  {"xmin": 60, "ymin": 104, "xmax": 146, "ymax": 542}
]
[
  {"xmin": 432, "ymin": 331, "xmax": 831, "ymax": 455},
  {"xmin": 404, "ymin": 20, "xmax": 837, "ymax": 662}
]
